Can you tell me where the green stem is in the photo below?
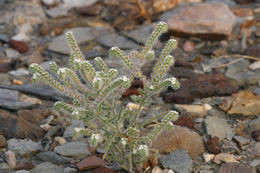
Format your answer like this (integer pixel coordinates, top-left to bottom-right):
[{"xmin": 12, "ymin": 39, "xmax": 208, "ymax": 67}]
[
  {"xmin": 103, "ymin": 135, "xmax": 114, "ymax": 160},
  {"xmin": 138, "ymin": 111, "xmax": 168, "ymax": 128}
]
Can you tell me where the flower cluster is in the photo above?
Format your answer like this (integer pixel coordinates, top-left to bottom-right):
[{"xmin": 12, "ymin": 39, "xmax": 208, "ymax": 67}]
[{"xmin": 29, "ymin": 22, "xmax": 180, "ymax": 172}]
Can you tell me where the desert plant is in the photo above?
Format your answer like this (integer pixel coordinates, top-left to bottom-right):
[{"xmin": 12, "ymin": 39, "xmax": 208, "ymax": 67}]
[{"xmin": 29, "ymin": 22, "xmax": 179, "ymax": 172}]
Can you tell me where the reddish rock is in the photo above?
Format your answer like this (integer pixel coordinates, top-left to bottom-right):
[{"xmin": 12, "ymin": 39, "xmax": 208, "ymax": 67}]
[
  {"xmin": 215, "ymin": 163, "xmax": 257, "ymax": 173},
  {"xmin": 205, "ymin": 136, "xmax": 221, "ymax": 154},
  {"xmin": 219, "ymin": 91, "xmax": 260, "ymax": 116},
  {"xmin": 93, "ymin": 166, "xmax": 115, "ymax": 173},
  {"xmin": 16, "ymin": 161, "xmax": 35, "ymax": 170},
  {"xmin": 0, "ymin": 110, "xmax": 44, "ymax": 141},
  {"xmin": 167, "ymin": 3, "xmax": 236, "ymax": 40},
  {"xmin": 9, "ymin": 40, "xmax": 29, "ymax": 53},
  {"xmin": 173, "ymin": 116, "xmax": 195, "ymax": 129},
  {"xmin": 152, "ymin": 125, "xmax": 204, "ymax": 156},
  {"xmin": 183, "ymin": 41, "xmax": 195, "ymax": 52},
  {"xmin": 0, "ymin": 135, "xmax": 6, "ymax": 148},
  {"xmin": 231, "ymin": 8, "xmax": 253, "ymax": 18},
  {"xmin": 163, "ymin": 73, "xmax": 237, "ymax": 104},
  {"xmin": 252, "ymin": 130, "xmax": 260, "ymax": 141},
  {"xmin": 122, "ymin": 78, "xmax": 144, "ymax": 97},
  {"xmin": 77, "ymin": 155, "xmax": 106, "ymax": 171}
]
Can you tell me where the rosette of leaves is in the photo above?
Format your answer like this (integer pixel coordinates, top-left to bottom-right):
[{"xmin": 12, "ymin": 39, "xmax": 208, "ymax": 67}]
[{"xmin": 29, "ymin": 22, "xmax": 180, "ymax": 172}]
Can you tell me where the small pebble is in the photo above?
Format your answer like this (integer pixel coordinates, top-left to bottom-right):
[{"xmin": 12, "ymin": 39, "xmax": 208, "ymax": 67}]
[
  {"xmin": 183, "ymin": 41, "xmax": 195, "ymax": 52},
  {"xmin": 5, "ymin": 150, "xmax": 16, "ymax": 169}
]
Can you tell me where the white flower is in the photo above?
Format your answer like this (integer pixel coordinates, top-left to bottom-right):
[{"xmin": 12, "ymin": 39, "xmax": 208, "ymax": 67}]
[
  {"xmin": 57, "ymin": 68, "xmax": 66, "ymax": 75},
  {"xmin": 133, "ymin": 148, "xmax": 137, "ymax": 154},
  {"xmin": 121, "ymin": 138, "xmax": 127, "ymax": 147},
  {"xmin": 93, "ymin": 76, "xmax": 102, "ymax": 84},
  {"xmin": 149, "ymin": 85, "xmax": 154, "ymax": 90},
  {"xmin": 167, "ymin": 77, "xmax": 176, "ymax": 85},
  {"xmin": 120, "ymin": 76, "xmax": 128, "ymax": 82},
  {"xmin": 138, "ymin": 145, "xmax": 149, "ymax": 156},
  {"xmin": 74, "ymin": 127, "xmax": 83, "ymax": 133}
]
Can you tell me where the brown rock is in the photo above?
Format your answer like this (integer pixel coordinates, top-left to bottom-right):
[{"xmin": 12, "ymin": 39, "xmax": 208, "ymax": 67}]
[
  {"xmin": 252, "ymin": 130, "xmax": 260, "ymax": 141},
  {"xmin": 0, "ymin": 59, "xmax": 18, "ymax": 73},
  {"xmin": 173, "ymin": 116, "xmax": 195, "ymax": 129},
  {"xmin": 153, "ymin": 0, "xmax": 181, "ymax": 13},
  {"xmin": 16, "ymin": 161, "xmax": 35, "ymax": 170},
  {"xmin": 0, "ymin": 135, "xmax": 6, "ymax": 148},
  {"xmin": 93, "ymin": 166, "xmax": 115, "ymax": 173},
  {"xmin": 174, "ymin": 104, "xmax": 211, "ymax": 118},
  {"xmin": 219, "ymin": 91, "xmax": 260, "ymax": 116},
  {"xmin": 20, "ymin": 51, "xmax": 44, "ymax": 66},
  {"xmin": 17, "ymin": 108, "xmax": 50, "ymax": 124},
  {"xmin": 163, "ymin": 73, "xmax": 236, "ymax": 104},
  {"xmin": 205, "ymin": 136, "xmax": 221, "ymax": 154},
  {"xmin": 234, "ymin": 0, "xmax": 253, "ymax": 4},
  {"xmin": 77, "ymin": 155, "xmax": 106, "ymax": 171},
  {"xmin": 77, "ymin": 2, "xmax": 102, "ymax": 16},
  {"xmin": 0, "ymin": 110, "xmax": 44, "ymax": 141},
  {"xmin": 243, "ymin": 46, "xmax": 260, "ymax": 58},
  {"xmin": 167, "ymin": 3, "xmax": 236, "ymax": 40},
  {"xmin": 215, "ymin": 163, "xmax": 257, "ymax": 173},
  {"xmin": 152, "ymin": 125, "xmax": 204, "ymax": 156},
  {"xmin": 9, "ymin": 40, "xmax": 29, "ymax": 53},
  {"xmin": 231, "ymin": 8, "xmax": 253, "ymax": 18},
  {"xmin": 122, "ymin": 78, "xmax": 144, "ymax": 97}
]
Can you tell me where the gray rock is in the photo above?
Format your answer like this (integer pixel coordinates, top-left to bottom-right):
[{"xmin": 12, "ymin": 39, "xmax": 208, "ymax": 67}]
[
  {"xmin": 9, "ymin": 68, "xmax": 29, "ymax": 77},
  {"xmin": 63, "ymin": 120, "xmax": 85, "ymax": 139},
  {"xmin": 64, "ymin": 167, "xmax": 77, "ymax": 173},
  {"xmin": 245, "ymin": 116, "xmax": 260, "ymax": 134},
  {"xmin": 123, "ymin": 24, "xmax": 155, "ymax": 44},
  {"xmin": 220, "ymin": 139, "xmax": 240, "ymax": 154},
  {"xmin": 0, "ymin": 84, "xmax": 70, "ymax": 101},
  {"xmin": 0, "ymin": 88, "xmax": 36, "ymax": 110},
  {"xmin": 250, "ymin": 159, "xmax": 260, "ymax": 167},
  {"xmin": 0, "ymin": 163, "xmax": 9, "ymax": 170},
  {"xmin": 159, "ymin": 149, "xmax": 193, "ymax": 173},
  {"xmin": 7, "ymin": 138, "xmax": 42, "ymax": 158},
  {"xmin": 204, "ymin": 116, "xmax": 234, "ymax": 140},
  {"xmin": 199, "ymin": 171, "xmax": 214, "ymax": 173},
  {"xmin": 14, "ymin": 171, "xmax": 30, "ymax": 173},
  {"xmin": 54, "ymin": 140, "xmax": 90, "ymax": 159},
  {"xmin": 0, "ymin": 73, "xmax": 11, "ymax": 85},
  {"xmin": 48, "ymin": 27, "xmax": 107, "ymax": 54},
  {"xmin": 253, "ymin": 87, "xmax": 260, "ymax": 95},
  {"xmin": 233, "ymin": 135, "xmax": 250, "ymax": 147},
  {"xmin": 0, "ymin": 34, "xmax": 8, "ymax": 43},
  {"xmin": 32, "ymin": 162, "xmax": 64, "ymax": 173},
  {"xmin": 225, "ymin": 59, "xmax": 260, "ymax": 86},
  {"xmin": 35, "ymin": 151, "xmax": 73, "ymax": 164},
  {"xmin": 97, "ymin": 32, "xmax": 139, "ymax": 49},
  {"xmin": 103, "ymin": 55, "xmax": 125, "ymax": 76},
  {"xmin": 5, "ymin": 48, "xmax": 20, "ymax": 59}
]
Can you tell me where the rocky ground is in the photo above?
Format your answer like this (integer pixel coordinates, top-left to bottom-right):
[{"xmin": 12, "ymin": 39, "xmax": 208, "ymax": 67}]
[{"xmin": 0, "ymin": 0, "xmax": 260, "ymax": 173}]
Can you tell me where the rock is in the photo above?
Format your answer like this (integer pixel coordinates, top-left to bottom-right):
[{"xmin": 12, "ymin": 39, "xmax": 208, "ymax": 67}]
[
  {"xmin": 54, "ymin": 140, "xmax": 90, "ymax": 159},
  {"xmin": 203, "ymin": 153, "xmax": 215, "ymax": 162},
  {"xmin": 245, "ymin": 116, "xmax": 260, "ymax": 134},
  {"xmin": 152, "ymin": 166, "xmax": 174, "ymax": 173},
  {"xmin": 215, "ymin": 163, "xmax": 257, "ymax": 173},
  {"xmin": 0, "ymin": 34, "xmax": 9, "ymax": 43},
  {"xmin": 220, "ymin": 139, "xmax": 240, "ymax": 154},
  {"xmin": 15, "ymin": 161, "xmax": 35, "ymax": 170},
  {"xmin": 32, "ymin": 162, "xmax": 64, "ymax": 173},
  {"xmin": 249, "ymin": 61, "xmax": 260, "ymax": 71},
  {"xmin": 64, "ymin": 167, "xmax": 77, "ymax": 173},
  {"xmin": 20, "ymin": 51, "xmax": 44, "ymax": 66},
  {"xmin": 63, "ymin": 120, "xmax": 85, "ymax": 139},
  {"xmin": 0, "ymin": 162, "xmax": 9, "ymax": 170},
  {"xmin": 159, "ymin": 149, "xmax": 193, "ymax": 173},
  {"xmin": 77, "ymin": 2, "xmax": 102, "ymax": 16},
  {"xmin": 0, "ymin": 135, "xmax": 6, "ymax": 148},
  {"xmin": 93, "ymin": 166, "xmax": 115, "ymax": 173},
  {"xmin": 54, "ymin": 136, "xmax": 66, "ymax": 145},
  {"xmin": 5, "ymin": 48, "xmax": 21, "ymax": 59},
  {"xmin": 8, "ymin": 40, "xmax": 29, "ymax": 53},
  {"xmin": 0, "ymin": 110, "xmax": 44, "ymax": 140},
  {"xmin": 35, "ymin": 151, "xmax": 73, "ymax": 164},
  {"xmin": 250, "ymin": 142, "xmax": 260, "ymax": 158},
  {"xmin": 219, "ymin": 91, "xmax": 260, "ymax": 116},
  {"xmin": 205, "ymin": 136, "xmax": 221, "ymax": 154},
  {"xmin": 48, "ymin": 27, "xmax": 107, "ymax": 54},
  {"xmin": 42, "ymin": 0, "xmax": 60, "ymax": 6},
  {"xmin": 97, "ymin": 32, "xmax": 138, "ymax": 49},
  {"xmin": 204, "ymin": 116, "xmax": 234, "ymax": 140},
  {"xmin": 77, "ymin": 155, "xmax": 106, "ymax": 170},
  {"xmin": 173, "ymin": 116, "xmax": 195, "ymax": 129},
  {"xmin": 152, "ymin": 125, "xmax": 204, "ymax": 156},
  {"xmin": 231, "ymin": 8, "xmax": 253, "ymax": 17},
  {"xmin": 253, "ymin": 87, "xmax": 260, "ymax": 95},
  {"xmin": 174, "ymin": 104, "xmax": 212, "ymax": 118},
  {"xmin": 163, "ymin": 73, "xmax": 236, "ymax": 104},
  {"xmin": 252, "ymin": 130, "xmax": 260, "ymax": 141},
  {"xmin": 233, "ymin": 135, "xmax": 250, "ymax": 146},
  {"xmin": 14, "ymin": 171, "xmax": 30, "ymax": 173},
  {"xmin": 214, "ymin": 153, "xmax": 241, "ymax": 164},
  {"xmin": 9, "ymin": 68, "xmax": 29, "ymax": 77},
  {"xmin": 123, "ymin": 24, "xmax": 155, "ymax": 44},
  {"xmin": 0, "ymin": 84, "xmax": 70, "ymax": 101},
  {"xmin": 7, "ymin": 138, "xmax": 42, "ymax": 158},
  {"xmin": 234, "ymin": 0, "xmax": 253, "ymax": 4},
  {"xmin": 5, "ymin": 150, "xmax": 16, "ymax": 169},
  {"xmin": 167, "ymin": 3, "xmax": 236, "ymax": 40},
  {"xmin": 225, "ymin": 59, "xmax": 260, "ymax": 86},
  {"xmin": 250, "ymin": 159, "xmax": 260, "ymax": 167},
  {"xmin": 0, "ymin": 59, "xmax": 18, "ymax": 73},
  {"xmin": 18, "ymin": 108, "xmax": 50, "ymax": 125},
  {"xmin": 183, "ymin": 41, "xmax": 195, "ymax": 52}
]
